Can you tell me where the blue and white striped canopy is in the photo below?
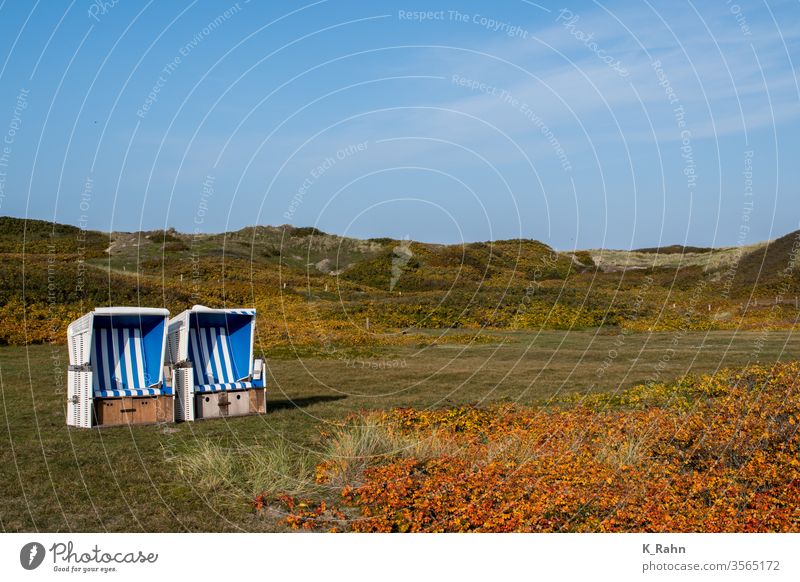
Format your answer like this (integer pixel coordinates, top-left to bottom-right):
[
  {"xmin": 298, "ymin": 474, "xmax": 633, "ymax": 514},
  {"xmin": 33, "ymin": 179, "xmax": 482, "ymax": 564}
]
[
  {"xmin": 92, "ymin": 325, "xmax": 158, "ymax": 397},
  {"xmin": 188, "ymin": 325, "xmax": 253, "ymax": 393}
]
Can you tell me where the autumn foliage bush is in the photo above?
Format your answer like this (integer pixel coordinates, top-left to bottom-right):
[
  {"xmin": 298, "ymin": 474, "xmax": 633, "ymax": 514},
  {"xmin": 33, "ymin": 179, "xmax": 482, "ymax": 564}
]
[{"xmin": 268, "ymin": 362, "xmax": 800, "ymax": 532}]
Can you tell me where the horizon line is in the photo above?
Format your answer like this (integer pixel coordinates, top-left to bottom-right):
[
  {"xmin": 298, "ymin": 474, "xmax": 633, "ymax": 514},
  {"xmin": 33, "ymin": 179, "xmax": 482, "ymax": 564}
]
[{"xmin": 0, "ymin": 214, "xmax": 788, "ymax": 254}]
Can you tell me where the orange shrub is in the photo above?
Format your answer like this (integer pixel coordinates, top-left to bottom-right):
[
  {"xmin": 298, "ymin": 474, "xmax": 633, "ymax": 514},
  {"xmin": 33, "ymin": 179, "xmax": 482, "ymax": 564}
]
[{"xmin": 269, "ymin": 362, "xmax": 800, "ymax": 532}]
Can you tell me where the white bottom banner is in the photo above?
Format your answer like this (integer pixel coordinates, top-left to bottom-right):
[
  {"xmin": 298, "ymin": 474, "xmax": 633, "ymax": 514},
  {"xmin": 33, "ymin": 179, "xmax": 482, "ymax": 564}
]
[{"xmin": 1, "ymin": 533, "xmax": 797, "ymax": 581}]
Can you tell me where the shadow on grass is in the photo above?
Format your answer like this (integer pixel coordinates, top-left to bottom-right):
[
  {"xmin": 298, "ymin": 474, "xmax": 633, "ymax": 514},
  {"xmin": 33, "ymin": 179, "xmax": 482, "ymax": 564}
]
[{"xmin": 268, "ymin": 395, "xmax": 347, "ymax": 412}]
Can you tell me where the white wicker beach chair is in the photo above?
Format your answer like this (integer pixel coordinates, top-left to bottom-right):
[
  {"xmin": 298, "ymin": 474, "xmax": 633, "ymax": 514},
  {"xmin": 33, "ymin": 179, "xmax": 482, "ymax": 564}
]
[
  {"xmin": 166, "ymin": 306, "xmax": 266, "ymax": 421},
  {"xmin": 67, "ymin": 307, "xmax": 172, "ymax": 427}
]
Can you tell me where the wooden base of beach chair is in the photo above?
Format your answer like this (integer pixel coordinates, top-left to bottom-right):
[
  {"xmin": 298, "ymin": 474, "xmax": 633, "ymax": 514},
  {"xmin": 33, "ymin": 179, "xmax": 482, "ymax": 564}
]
[
  {"xmin": 195, "ymin": 390, "xmax": 249, "ymax": 419},
  {"xmin": 194, "ymin": 388, "xmax": 266, "ymax": 420},
  {"xmin": 250, "ymin": 388, "xmax": 267, "ymax": 414},
  {"xmin": 93, "ymin": 395, "xmax": 174, "ymax": 427}
]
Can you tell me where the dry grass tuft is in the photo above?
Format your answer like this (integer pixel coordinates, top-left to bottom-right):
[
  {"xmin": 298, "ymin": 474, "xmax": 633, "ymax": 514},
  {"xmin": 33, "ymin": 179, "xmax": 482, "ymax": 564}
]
[{"xmin": 177, "ymin": 439, "xmax": 319, "ymax": 500}]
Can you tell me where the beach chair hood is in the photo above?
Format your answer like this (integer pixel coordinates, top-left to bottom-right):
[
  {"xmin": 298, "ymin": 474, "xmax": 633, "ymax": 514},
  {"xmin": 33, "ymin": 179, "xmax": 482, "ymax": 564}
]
[
  {"xmin": 167, "ymin": 306, "xmax": 257, "ymax": 391},
  {"xmin": 68, "ymin": 307, "xmax": 170, "ymax": 397}
]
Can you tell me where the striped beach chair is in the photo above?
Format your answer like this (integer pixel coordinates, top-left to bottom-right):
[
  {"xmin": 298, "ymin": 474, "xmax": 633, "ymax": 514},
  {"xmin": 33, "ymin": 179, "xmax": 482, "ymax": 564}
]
[
  {"xmin": 167, "ymin": 306, "xmax": 265, "ymax": 421},
  {"xmin": 67, "ymin": 307, "xmax": 172, "ymax": 427}
]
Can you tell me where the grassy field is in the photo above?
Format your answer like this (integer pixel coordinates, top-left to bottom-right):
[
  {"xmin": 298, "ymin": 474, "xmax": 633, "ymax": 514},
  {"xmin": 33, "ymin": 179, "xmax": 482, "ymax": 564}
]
[{"xmin": 1, "ymin": 329, "xmax": 798, "ymax": 532}]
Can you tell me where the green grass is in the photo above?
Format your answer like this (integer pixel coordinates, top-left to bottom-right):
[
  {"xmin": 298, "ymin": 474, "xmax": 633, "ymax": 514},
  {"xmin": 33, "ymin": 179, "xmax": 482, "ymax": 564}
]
[{"xmin": 1, "ymin": 329, "xmax": 799, "ymax": 532}]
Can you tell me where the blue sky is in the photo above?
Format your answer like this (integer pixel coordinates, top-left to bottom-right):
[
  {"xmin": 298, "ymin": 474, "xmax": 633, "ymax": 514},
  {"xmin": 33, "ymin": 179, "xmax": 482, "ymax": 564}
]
[{"xmin": 0, "ymin": 0, "xmax": 798, "ymax": 250}]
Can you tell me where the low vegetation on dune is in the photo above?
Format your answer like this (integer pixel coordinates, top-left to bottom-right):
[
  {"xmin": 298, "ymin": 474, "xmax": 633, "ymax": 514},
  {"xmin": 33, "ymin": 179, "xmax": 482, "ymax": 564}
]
[
  {"xmin": 177, "ymin": 362, "xmax": 800, "ymax": 532},
  {"xmin": 1, "ymin": 217, "xmax": 798, "ymax": 348}
]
